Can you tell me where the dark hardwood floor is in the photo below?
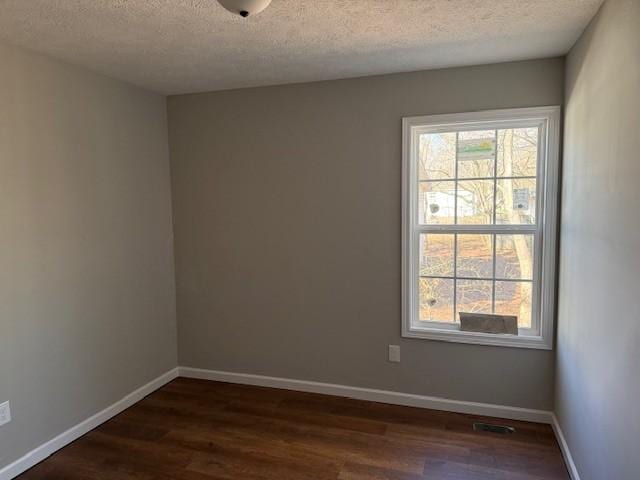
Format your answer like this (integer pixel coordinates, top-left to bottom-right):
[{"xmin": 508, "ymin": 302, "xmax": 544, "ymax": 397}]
[{"xmin": 17, "ymin": 378, "xmax": 569, "ymax": 479}]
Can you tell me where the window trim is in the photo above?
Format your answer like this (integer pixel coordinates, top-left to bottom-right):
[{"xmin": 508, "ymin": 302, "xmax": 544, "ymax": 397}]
[{"xmin": 401, "ymin": 106, "xmax": 560, "ymax": 350}]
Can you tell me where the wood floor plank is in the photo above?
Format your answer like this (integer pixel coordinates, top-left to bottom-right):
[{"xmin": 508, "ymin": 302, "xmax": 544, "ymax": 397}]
[{"xmin": 15, "ymin": 378, "xmax": 570, "ymax": 480}]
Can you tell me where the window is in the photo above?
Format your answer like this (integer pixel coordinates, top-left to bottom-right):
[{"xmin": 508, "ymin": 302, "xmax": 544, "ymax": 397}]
[{"xmin": 402, "ymin": 107, "xmax": 560, "ymax": 349}]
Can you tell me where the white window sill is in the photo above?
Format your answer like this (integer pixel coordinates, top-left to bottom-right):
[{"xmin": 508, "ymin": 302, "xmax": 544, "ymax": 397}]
[{"xmin": 403, "ymin": 325, "xmax": 552, "ymax": 350}]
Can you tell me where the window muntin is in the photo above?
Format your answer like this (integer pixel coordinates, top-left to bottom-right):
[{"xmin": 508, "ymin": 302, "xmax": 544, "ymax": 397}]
[
  {"xmin": 418, "ymin": 128, "xmax": 538, "ymax": 227},
  {"xmin": 403, "ymin": 108, "xmax": 559, "ymax": 349},
  {"xmin": 417, "ymin": 232, "xmax": 534, "ymax": 328}
]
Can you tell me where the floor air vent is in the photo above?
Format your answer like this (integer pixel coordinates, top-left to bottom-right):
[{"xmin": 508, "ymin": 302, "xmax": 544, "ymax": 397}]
[{"xmin": 473, "ymin": 422, "xmax": 515, "ymax": 434}]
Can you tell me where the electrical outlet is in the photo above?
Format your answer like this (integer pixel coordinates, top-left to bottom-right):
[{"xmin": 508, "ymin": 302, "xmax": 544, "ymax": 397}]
[
  {"xmin": 0, "ymin": 402, "xmax": 10, "ymax": 427},
  {"xmin": 388, "ymin": 345, "xmax": 400, "ymax": 363}
]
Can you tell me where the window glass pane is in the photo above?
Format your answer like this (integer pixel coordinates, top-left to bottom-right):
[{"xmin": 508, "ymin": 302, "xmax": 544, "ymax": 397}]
[
  {"xmin": 458, "ymin": 130, "xmax": 496, "ymax": 148},
  {"xmin": 497, "ymin": 128, "xmax": 538, "ymax": 177},
  {"xmin": 456, "ymin": 180, "xmax": 494, "ymax": 224},
  {"xmin": 496, "ymin": 178, "xmax": 536, "ymax": 225},
  {"xmin": 457, "ymin": 234, "xmax": 493, "ymax": 278},
  {"xmin": 458, "ymin": 157, "xmax": 494, "ymax": 179},
  {"xmin": 419, "ymin": 278, "xmax": 454, "ymax": 323},
  {"xmin": 495, "ymin": 234, "xmax": 534, "ymax": 280},
  {"xmin": 419, "ymin": 181, "xmax": 455, "ymax": 224},
  {"xmin": 456, "ymin": 280, "xmax": 493, "ymax": 321},
  {"xmin": 457, "ymin": 130, "xmax": 496, "ymax": 179},
  {"xmin": 495, "ymin": 281, "xmax": 532, "ymax": 328},
  {"xmin": 420, "ymin": 234, "xmax": 454, "ymax": 277},
  {"xmin": 419, "ymin": 132, "xmax": 456, "ymax": 180}
]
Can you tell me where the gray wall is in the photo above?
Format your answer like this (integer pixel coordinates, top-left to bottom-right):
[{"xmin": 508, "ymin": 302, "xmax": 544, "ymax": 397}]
[
  {"xmin": 168, "ymin": 58, "xmax": 564, "ymax": 410},
  {"xmin": 556, "ymin": 1, "xmax": 640, "ymax": 479},
  {"xmin": 0, "ymin": 43, "xmax": 177, "ymax": 469}
]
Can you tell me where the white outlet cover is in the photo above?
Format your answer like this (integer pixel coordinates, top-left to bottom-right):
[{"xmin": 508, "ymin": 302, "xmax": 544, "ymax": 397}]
[
  {"xmin": 0, "ymin": 401, "xmax": 11, "ymax": 427},
  {"xmin": 388, "ymin": 345, "xmax": 401, "ymax": 363}
]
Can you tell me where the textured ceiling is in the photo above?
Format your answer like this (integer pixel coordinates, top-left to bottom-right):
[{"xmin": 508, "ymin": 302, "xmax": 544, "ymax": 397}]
[{"xmin": 0, "ymin": 0, "xmax": 603, "ymax": 95}]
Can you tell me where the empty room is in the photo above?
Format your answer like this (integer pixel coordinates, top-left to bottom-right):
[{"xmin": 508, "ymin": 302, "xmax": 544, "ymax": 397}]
[{"xmin": 0, "ymin": 0, "xmax": 638, "ymax": 479}]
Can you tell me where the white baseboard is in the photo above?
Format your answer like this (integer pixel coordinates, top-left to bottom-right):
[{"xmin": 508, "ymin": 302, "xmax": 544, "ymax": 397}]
[
  {"xmin": 552, "ymin": 414, "xmax": 581, "ymax": 480},
  {"xmin": 0, "ymin": 367, "xmax": 179, "ymax": 480},
  {"xmin": 179, "ymin": 367, "xmax": 553, "ymax": 424},
  {"xmin": 1, "ymin": 366, "xmax": 561, "ymax": 480}
]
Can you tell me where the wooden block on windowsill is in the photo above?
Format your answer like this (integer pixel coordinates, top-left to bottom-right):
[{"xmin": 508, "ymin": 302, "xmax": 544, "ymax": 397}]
[{"xmin": 459, "ymin": 312, "xmax": 518, "ymax": 335}]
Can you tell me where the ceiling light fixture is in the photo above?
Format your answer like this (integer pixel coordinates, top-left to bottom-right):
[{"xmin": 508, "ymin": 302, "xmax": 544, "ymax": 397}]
[{"xmin": 217, "ymin": 0, "xmax": 272, "ymax": 18}]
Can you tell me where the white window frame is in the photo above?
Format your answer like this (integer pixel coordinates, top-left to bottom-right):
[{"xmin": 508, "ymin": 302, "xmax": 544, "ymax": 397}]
[{"xmin": 402, "ymin": 106, "xmax": 560, "ymax": 349}]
